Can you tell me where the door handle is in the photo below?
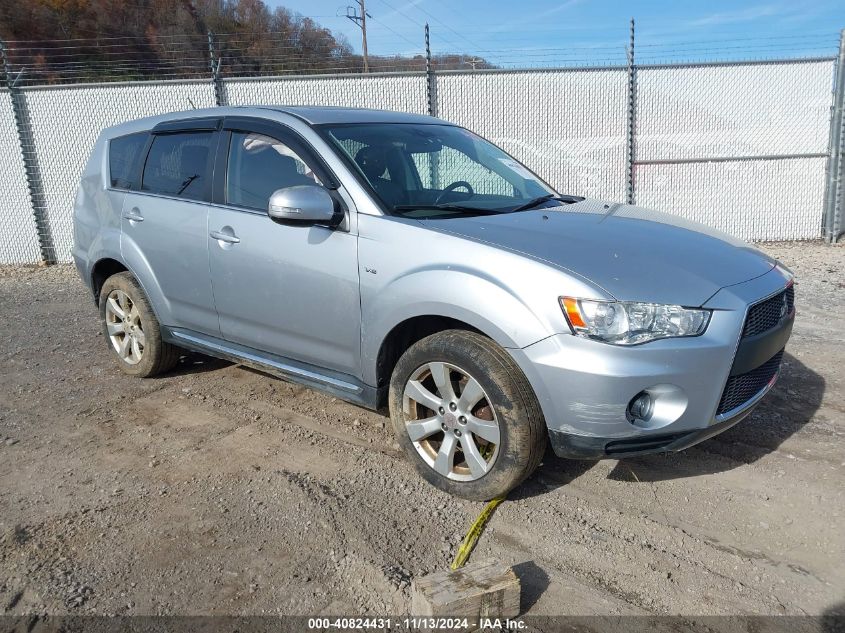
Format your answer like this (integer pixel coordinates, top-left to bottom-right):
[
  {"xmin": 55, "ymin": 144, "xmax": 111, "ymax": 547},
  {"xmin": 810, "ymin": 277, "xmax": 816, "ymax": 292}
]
[
  {"xmin": 123, "ymin": 208, "xmax": 144, "ymax": 223},
  {"xmin": 209, "ymin": 229, "xmax": 241, "ymax": 244}
]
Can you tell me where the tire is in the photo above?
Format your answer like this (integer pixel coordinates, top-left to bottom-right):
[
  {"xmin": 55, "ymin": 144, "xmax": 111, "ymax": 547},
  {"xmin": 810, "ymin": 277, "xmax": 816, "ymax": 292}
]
[
  {"xmin": 98, "ymin": 272, "xmax": 180, "ymax": 377},
  {"xmin": 389, "ymin": 329, "xmax": 546, "ymax": 500}
]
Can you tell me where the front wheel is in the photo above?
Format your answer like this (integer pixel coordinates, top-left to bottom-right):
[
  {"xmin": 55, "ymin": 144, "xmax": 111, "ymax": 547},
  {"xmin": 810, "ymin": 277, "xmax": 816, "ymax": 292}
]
[{"xmin": 389, "ymin": 330, "xmax": 546, "ymax": 500}]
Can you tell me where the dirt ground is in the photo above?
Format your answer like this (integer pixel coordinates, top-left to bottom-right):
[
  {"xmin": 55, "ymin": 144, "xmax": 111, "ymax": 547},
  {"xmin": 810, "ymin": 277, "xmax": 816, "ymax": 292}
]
[{"xmin": 0, "ymin": 241, "xmax": 843, "ymax": 621}]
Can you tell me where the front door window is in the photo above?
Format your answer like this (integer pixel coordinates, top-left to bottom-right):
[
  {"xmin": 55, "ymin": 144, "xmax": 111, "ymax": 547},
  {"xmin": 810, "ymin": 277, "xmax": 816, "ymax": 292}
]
[{"xmin": 226, "ymin": 132, "xmax": 322, "ymax": 211}]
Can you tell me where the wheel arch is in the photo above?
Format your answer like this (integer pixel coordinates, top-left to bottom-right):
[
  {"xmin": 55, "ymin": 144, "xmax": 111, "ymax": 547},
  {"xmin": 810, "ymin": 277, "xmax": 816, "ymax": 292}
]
[
  {"xmin": 89, "ymin": 251, "xmax": 170, "ymax": 329},
  {"xmin": 375, "ymin": 315, "xmax": 484, "ymax": 395},
  {"xmin": 364, "ymin": 271, "xmax": 554, "ymax": 393},
  {"xmin": 90, "ymin": 257, "xmax": 128, "ymax": 304},
  {"xmin": 113, "ymin": 235, "xmax": 174, "ymax": 326}
]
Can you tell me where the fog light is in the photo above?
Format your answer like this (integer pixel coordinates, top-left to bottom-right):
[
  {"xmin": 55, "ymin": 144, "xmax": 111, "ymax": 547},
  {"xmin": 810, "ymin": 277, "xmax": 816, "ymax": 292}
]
[{"xmin": 627, "ymin": 391, "xmax": 654, "ymax": 422}]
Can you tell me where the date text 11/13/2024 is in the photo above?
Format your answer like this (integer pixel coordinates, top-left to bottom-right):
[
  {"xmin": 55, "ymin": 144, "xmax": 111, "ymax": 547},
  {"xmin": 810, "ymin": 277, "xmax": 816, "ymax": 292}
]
[{"xmin": 306, "ymin": 617, "xmax": 527, "ymax": 630}]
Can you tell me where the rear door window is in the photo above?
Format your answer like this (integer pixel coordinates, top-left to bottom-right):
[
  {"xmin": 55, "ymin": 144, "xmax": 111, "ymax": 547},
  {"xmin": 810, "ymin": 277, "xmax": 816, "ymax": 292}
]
[
  {"xmin": 109, "ymin": 132, "xmax": 147, "ymax": 189},
  {"xmin": 141, "ymin": 132, "xmax": 214, "ymax": 201}
]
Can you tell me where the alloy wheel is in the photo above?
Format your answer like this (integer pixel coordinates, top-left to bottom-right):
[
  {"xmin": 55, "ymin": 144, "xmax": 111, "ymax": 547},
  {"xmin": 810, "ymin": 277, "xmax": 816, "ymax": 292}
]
[
  {"xmin": 402, "ymin": 362, "xmax": 501, "ymax": 481},
  {"xmin": 104, "ymin": 289, "xmax": 145, "ymax": 365}
]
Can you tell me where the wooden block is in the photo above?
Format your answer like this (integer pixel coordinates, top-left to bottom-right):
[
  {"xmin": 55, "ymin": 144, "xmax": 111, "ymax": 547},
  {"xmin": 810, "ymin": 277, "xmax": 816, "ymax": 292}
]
[{"xmin": 410, "ymin": 558, "xmax": 520, "ymax": 632}]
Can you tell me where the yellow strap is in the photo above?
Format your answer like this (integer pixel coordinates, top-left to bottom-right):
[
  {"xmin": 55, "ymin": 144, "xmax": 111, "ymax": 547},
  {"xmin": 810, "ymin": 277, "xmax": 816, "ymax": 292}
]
[{"xmin": 450, "ymin": 496, "xmax": 506, "ymax": 570}]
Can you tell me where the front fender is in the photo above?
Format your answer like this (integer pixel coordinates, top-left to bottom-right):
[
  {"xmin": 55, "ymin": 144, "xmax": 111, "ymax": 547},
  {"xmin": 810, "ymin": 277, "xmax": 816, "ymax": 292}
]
[
  {"xmin": 356, "ymin": 214, "xmax": 609, "ymax": 388},
  {"xmin": 361, "ymin": 268, "xmax": 551, "ymax": 386}
]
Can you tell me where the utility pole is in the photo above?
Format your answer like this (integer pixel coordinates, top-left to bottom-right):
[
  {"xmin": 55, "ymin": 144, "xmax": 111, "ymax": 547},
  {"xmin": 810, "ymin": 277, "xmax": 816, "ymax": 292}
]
[
  {"xmin": 360, "ymin": 0, "xmax": 369, "ymax": 73},
  {"xmin": 345, "ymin": 1, "xmax": 371, "ymax": 73},
  {"xmin": 465, "ymin": 57, "xmax": 483, "ymax": 70}
]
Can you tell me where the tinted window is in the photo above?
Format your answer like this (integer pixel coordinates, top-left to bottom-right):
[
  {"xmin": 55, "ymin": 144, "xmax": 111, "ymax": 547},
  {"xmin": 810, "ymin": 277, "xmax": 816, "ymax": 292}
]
[
  {"xmin": 226, "ymin": 132, "xmax": 321, "ymax": 211},
  {"xmin": 141, "ymin": 132, "xmax": 213, "ymax": 200},
  {"xmin": 109, "ymin": 132, "xmax": 147, "ymax": 189}
]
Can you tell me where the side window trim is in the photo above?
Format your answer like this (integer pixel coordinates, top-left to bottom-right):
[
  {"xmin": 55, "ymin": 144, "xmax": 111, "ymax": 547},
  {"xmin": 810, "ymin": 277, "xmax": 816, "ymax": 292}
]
[{"xmin": 152, "ymin": 117, "xmax": 221, "ymax": 134}]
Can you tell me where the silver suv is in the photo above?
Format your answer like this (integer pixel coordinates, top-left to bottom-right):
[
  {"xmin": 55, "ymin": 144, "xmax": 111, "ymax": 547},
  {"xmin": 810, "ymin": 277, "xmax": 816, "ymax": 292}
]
[{"xmin": 73, "ymin": 106, "xmax": 795, "ymax": 500}]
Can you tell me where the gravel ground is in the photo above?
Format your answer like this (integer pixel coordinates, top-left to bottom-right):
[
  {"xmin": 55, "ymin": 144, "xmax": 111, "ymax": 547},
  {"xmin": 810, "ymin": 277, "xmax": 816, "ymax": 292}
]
[{"xmin": 0, "ymin": 242, "xmax": 843, "ymax": 619}]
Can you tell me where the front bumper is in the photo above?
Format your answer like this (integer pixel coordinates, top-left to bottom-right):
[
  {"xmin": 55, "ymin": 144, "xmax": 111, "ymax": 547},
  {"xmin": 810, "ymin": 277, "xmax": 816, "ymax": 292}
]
[
  {"xmin": 508, "ymin": 265, "xmax": 794, "ymax": 459},
  {"xmin": 547, "ymin": 375, "xmax": 772, "ymax": 459}
]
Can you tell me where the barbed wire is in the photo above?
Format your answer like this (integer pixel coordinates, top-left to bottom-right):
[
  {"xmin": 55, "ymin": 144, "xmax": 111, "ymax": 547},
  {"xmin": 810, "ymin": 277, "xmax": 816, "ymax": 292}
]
[
  {"xmin": 5, "ymin": 31, "xmax": 837, "ymax": 50},
  {"xmin": 4, "ymin": 27, "xmax": 838, "ymax": 44},
  {"xmin": 0, "ymin": 29, "xmax": 839, "ymax": 87}
]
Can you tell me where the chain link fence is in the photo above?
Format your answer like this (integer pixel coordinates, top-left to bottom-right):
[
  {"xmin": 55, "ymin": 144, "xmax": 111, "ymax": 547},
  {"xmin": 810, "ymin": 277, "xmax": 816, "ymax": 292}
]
[
  {"xmin": 223, "ymin": 73, "xmax": 429, "ymax": 112},
  {"xmin": 434, "ymin": 69, "xmax": 629, "ymax": 203},
  {"xmin": 0, "ymin": 89, "xmax": 39, "ymax": 263},
  {"xmin": 633, "ymin": 59, "xmax": 835, "ymax": 241},
  {"xmin": 20, "ymin": 81, "xmax": 218, "ymax": 262},
  {"xmin": 0, "ymin": 50, "xmax": 842, "ymax": 264}
]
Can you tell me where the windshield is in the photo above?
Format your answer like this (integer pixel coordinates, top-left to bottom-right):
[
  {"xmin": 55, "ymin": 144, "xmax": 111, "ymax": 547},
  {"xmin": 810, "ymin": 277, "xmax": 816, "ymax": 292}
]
[{"xmin": 321, "ymin": 123, "xmax": 559, "ymax": 217}]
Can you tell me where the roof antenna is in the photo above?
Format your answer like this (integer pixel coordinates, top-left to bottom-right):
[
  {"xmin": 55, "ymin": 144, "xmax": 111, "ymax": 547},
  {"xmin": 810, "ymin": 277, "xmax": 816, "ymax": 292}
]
[{"xmin": 187, "ymin": 97, "xmax": 196, "ymax": 109}]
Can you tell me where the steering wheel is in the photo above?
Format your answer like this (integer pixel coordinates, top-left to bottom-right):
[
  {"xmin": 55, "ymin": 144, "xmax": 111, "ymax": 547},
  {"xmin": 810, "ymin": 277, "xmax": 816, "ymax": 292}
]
[{"xmin": 435, "ymin": 181, "xmax": 475, "ymax": 205}]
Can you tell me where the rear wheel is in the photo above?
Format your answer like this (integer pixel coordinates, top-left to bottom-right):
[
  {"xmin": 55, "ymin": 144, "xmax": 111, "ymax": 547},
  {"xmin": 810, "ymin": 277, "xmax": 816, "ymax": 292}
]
[
  {"xmin": 389, "ymin": 329, "xmax": 546, "ymax": 500},
  {"xmin": 99, "ymin": 272, "xmax": 179, "ymax": 377}
]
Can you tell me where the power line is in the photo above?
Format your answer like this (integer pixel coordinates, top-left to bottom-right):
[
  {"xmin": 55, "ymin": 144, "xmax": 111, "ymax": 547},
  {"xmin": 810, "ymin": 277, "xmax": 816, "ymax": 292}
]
[
  {"xmin": 404, "ymin": 0, "xmax": 484, "ymax": 52},
  {"xmin": 367, "ymin": 15, "xmax": 424, "ymax": 51},
  {"xmin": 374, "ymin": 0, "xmax": 423, "ymax": 27},
  {"xmin": 372, "ymin": 0, "xmax": 470, "ymax": 54}
]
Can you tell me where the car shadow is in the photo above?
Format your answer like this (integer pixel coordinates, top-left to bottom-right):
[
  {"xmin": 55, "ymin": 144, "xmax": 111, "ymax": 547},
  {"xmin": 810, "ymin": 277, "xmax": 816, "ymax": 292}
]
[
  {"xmin": 153, "ymin": 349, "xmax": 822, "ymax": 487},
  {"xmin": 604, "ymin": 351, "xmax": 824, "ymax": 483},
  {"xmin": 510, "ymin": 446, "xmax": 599, "ymax": 500},
  {"xmin": 155, "ymin": 351, "xmax": 232, "ymax": 378}
]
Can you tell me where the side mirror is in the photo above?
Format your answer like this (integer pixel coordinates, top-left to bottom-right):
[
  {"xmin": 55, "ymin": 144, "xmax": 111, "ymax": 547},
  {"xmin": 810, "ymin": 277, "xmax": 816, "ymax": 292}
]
[{"xmin": 268, "ymin": 185, "xmax": 339, "ymax": 225}]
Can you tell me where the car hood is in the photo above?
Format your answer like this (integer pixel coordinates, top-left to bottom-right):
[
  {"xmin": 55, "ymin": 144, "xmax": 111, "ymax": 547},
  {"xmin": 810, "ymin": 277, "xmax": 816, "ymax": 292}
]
[{"xmin": 419, "ymin": 199, "xmax": 777, "ymax": 306}]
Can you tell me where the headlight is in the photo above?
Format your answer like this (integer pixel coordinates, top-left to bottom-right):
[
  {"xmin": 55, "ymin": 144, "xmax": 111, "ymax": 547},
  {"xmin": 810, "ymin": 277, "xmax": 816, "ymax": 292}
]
[{"xmin": 560, "ymin": 297, "xmax": 711, "ymax": 345}]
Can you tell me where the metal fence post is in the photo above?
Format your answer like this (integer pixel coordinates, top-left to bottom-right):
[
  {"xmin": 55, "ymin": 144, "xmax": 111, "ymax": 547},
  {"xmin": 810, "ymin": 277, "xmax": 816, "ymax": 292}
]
[
  {"xmin": 424, "ymin": 23, "xmax": 436, "ymax": 117},
  {"xmin": 424, "ymin": 24, "xmax": 441, "ymax": 189},
  {"xmin": 0, "ymin": 39, "xmax": 54, "ymax": 265},
  {"xmin": 824, "ymin": 29, "xmax": 845, "ymax": 243},
  {"xmin": 624, "ymin": 18, "xmax": 637, "ymax": 206},
  {"xmin": 208, "ymin": 30, "xmax": 224, "ymax": 106}
]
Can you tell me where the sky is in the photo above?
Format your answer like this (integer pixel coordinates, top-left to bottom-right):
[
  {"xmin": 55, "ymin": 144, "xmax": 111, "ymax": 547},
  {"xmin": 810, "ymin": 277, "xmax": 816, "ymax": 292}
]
[{"xmin": 263, "ymin": 0, "xmax": 845, "ymax": 66}]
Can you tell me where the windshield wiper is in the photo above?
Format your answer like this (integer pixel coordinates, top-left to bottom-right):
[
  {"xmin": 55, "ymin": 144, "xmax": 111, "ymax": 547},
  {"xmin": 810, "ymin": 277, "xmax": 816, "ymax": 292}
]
[
  {"xmin": 391, "ymin": 204, "xmax": 501, "ymax": 216},
  {"xmin": 176, "ymin": 174, "xmax": 200, "ymax": 195},
  {"xmin": 508, "ymin": 194, "xmax": 557, "ymax": 212}
]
